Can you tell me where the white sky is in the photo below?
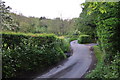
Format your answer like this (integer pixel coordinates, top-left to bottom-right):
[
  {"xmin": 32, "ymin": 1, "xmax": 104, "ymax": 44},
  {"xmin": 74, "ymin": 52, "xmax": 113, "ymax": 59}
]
[{"xmin": 3, "ymin": 0, "xmax": 85, "ymax": 19}]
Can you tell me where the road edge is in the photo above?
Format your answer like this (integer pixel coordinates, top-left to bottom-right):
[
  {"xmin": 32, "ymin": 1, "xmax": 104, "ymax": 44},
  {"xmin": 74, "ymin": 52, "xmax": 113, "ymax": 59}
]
[{"xmin": 81, "ymin": 46, "xmax": 97, "ymax": 78}]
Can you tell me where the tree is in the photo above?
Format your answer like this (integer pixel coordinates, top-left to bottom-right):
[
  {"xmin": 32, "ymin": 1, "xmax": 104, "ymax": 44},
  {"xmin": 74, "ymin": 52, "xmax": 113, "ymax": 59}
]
[
  {"xmin": 76, "ymin": 2, "xmax": 97, "ymax": 39},
  {"xmin": 0, "ymin": 1, "xmax": 19, "ymax": 31}
]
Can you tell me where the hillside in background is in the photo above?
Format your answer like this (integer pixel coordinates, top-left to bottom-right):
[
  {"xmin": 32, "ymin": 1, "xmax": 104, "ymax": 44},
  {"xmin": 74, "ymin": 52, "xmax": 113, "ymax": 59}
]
[
  {"xmin": 1, "ymin": 0, "xmax": 120, "ymax": 79},
  {"xmin": 2, "ymin": 12, "xmax": 77, "ymax": 36}
]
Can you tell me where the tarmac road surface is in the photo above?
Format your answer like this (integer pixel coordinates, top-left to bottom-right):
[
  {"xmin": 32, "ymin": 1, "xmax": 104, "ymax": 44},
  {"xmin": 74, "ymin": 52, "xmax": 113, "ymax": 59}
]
[{"xmin": 34, "ymin": 40, "xmax": 93, "ymax": 79}]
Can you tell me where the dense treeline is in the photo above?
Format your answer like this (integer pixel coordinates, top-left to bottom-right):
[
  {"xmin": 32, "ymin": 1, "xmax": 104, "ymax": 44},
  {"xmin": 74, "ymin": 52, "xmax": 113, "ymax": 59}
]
[
  {"xmin": 12, "ymin": 14, "xmax": 76, "ymax": 35},
  {"xmin": 76, "ymin": 1, "xmax": 120, "ymax": 78},
  {"xmin": 1, "ymin": 5, "xmax": 76, "ymax": 36},
  {"xmin": 76, "ymin": 2, "xmax": 97, "ymax": 39}
]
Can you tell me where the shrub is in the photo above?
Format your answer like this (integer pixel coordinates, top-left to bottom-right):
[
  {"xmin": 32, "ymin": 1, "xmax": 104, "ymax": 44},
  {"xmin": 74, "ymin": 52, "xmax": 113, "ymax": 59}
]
[
  {"xmin": 67, "ymin": 37, "xmax": 77, "ymax": 43},
  {"xmin": 66, "ymin": 34, "xmax": 78, "ymax": 42},
  {"xmin": 58, "ymin": 36, "xmax": 70, "ymax": 53},
  {"xmin": 97, "ymin": 18, "xmax": 120, "ymax": 61},
  {"xmin": 78, "ymin": 35, "xmax": 91, "ymax": 44},
  {"xmin": 61, "ymin": 38, "xmax": 70, "ymax": 53},
  {"xmin": 1, "ymin": 32, "xmax": 66, "ymax": 78},
  {"xmin": 86, "ymin": 46, "xmax": 119, "ymax": 78}
]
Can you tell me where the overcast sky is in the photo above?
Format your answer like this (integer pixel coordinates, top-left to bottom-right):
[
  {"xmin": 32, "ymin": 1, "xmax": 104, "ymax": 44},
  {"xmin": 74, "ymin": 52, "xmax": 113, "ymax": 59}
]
[{"xmin": 3, "ymin": 0, "xmax": 85, "ymax": 19}]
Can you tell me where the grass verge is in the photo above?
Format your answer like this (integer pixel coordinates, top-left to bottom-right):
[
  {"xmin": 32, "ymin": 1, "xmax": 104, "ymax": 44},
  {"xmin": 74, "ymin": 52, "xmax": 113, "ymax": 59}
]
[
  {"xmin": 86, "ymin": 46, "xmax": 119, "ymax": 78},
  {"xmin": 85, "ymin": 45, "xmax": 105, "ymax": 78}
]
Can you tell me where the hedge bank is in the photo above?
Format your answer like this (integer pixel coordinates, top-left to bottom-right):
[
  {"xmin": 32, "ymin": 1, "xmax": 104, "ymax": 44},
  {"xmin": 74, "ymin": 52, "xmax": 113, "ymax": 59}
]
[{"xmin": 1, "ymin": 32, "xmax": 66, "ymax": 78}]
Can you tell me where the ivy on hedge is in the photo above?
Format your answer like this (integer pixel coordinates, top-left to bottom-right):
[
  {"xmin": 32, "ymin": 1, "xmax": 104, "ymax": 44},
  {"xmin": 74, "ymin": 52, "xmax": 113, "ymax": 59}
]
[{"xmin": 1, "ymin": 32, "xmax": 66, "ymax": 78}]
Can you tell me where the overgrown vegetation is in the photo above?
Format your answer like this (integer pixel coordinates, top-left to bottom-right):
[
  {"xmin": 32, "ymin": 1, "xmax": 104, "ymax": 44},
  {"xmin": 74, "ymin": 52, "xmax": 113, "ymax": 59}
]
[
  {"xmin": 86, "ymin": 46, "xmax": 119, "ymax": 78},
  {"xmin": 78, "ymin": 35, "xmax": 92, "ymax": 44},
  {"xmin": 0, "ymin": 1, "xmax": 73, "ymax": 78},
  {"xmin": 1, "ymin": 0, "xmax": 77, "ymax": 36},
  {"xmin": 11, "ymin": 13, "xmax": 77, "ymax": 35},
  {"xmin": 1, "ymin": 0, "xmax": 120, "ymax": 79},
  {"xmin": 2, "ymin": 32, "xmax": 67, "ymax": 78},
  {"xmin": 77, "ymin": 1, "xmax": 120, "ymax": 78}
]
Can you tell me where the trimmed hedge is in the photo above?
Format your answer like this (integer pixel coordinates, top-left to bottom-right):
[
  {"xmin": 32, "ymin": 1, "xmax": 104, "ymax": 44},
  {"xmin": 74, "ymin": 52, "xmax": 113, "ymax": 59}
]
[
  {"xmin": 67, "ymin": 35, "xmax": 78, "ymax": 42},
  {"xmin": 58, "ymin": 36, "xmax": 70, "ymax": 53},
  {"xmin": 2, "ymin": 32, "xmax": 66, "ymax": 78},
  {"xmin": 78, "ymin": 35, "xmax": 91, "ymax": 44}
]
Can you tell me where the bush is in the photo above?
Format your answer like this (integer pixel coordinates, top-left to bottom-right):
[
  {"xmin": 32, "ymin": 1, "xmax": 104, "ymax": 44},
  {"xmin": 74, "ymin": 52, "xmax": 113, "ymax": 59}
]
[
  {"xmin": 1, "ymin": 32, "xmax": 66, "ymax": 78},
  {"xmin": 86, "ymin": 46, "xmax": 119, "ymax": 78},
  {"xmin": 66, "ymin": 34, "xmax": 79, "ymax": 43},
  {"xmin": 78, "ymin": 35, "xmax": 91, "ymax": 44},
  {"xmin": 61, "ymin": 38, "xmax": 70, "ymax": 53},
  {"xmin": 58, "ymin": 36, "xmax": 70, "ymax": 53},
  {"xmin": 67, "ymin": 37, "xmax": 77, "ymax": 43},
  {"xmin": 97, "ymin": 18, "xmax": 120, "ymax": 61}
]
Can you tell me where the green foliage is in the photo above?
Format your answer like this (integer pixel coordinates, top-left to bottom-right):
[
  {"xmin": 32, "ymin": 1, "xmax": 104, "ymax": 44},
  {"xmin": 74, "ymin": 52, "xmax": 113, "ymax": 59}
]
[
  {"xmin": 93, "ymin": 46, "xmax": 105, "ymax": 62},
  {"xmin": 78, "ymin": 35, "xmax": 91, "ymax": 44},
  {"xmin": 68, "ymin": 36, "xmax": 78, "ymax": 42},
  {"xmin": 76, "ymin": 2, "xmax": 97, "ymax": 39},
  {"xmin": 68, "ymin": 37, "xmax": 78, "ymax": 42},
  {"xmin": 1, "ymin": 1, "xmax": 76, "ymax": 35},
  {"xmin": 86, "ymin": 46, "xmax": 119, "ymax": 78},
  {"xmin": 10, "ymin": 13, "xmax": 76, "ymax": 35},
  {"xmin": 65, "ymin": 30, "xmax": 81, "ymax": 42},
  {"xmin": 2, "ymin": 32, "xmax": 66, "ymax": 78},
  {"xmin": 83, "ymin": 1, "xmax": 120, "ymax": 78},
  {"xmin": 0, "ymin": 1, "xmax": 19, "ymax": 31},
  {"xmin": 79, "ymin": 1, "xmax": 120, "ymax": 60},
  {"xmin": 97, "ymin": 18, "xmax": 120, "ymax": 61},
  {"xmin": 61, "ymin": 38, "xmax": 70, "ymax": 53},
  {"xmin": 11, "ymin": 14, "xmax": 39, "ymax": 33}
]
